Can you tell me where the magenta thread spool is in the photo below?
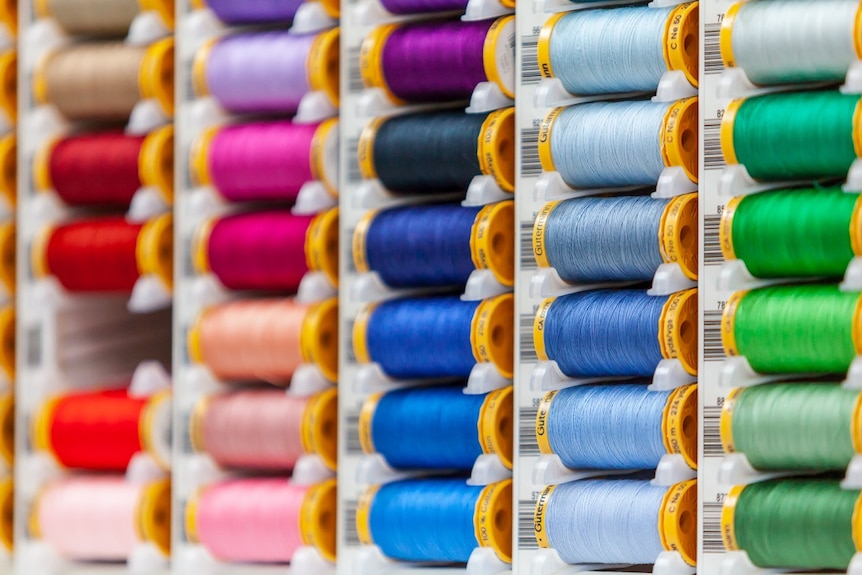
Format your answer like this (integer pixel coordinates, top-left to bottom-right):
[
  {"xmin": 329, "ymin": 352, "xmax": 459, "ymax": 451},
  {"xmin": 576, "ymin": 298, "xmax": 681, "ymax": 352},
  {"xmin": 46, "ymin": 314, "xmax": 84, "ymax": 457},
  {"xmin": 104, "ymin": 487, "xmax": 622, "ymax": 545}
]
[{"xmin": 378, "ymin": 0, "xmax": 514, "ymax": 16}]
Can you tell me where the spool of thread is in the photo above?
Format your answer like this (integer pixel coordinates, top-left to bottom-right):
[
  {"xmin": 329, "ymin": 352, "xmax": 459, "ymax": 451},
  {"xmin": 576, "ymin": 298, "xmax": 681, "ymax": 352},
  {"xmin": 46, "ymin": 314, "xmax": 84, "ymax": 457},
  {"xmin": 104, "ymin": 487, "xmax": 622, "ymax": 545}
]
[
  {"xmin": 0, "ymin": 393, "xmax": 13, "ymax": 467},
  {"xmin": 35, "ymin": 0, "xmax": 174, "ymax": 35},
  {"xmin": 360, "ymin": 17, "xmax": 514, "ymax": 104},
  {"xmin": 722, "ymin": 479, "xmax": 860, "ymax": 569},
  {"xmin": 533, "ymin": 193, "xmax": 698, "ymax": 282},
  {"xmin": 721, "ymin": 188, "xmax": 861, "ymax": 278},
  {"xmin": 378, "ymin": 0, "xmax": 513, "ymax": 16},
  {"xmin": 202, "ymin": 0, "xmax": 339, "ymax": 24},
  {"xmin": 538, "ymin": 3, "xmax": 698, "ymax": 95},
  {"xmin": 0, "ymin": 306, "xmax": 13, "ymax": 381},
  {"xmin": 186, "ymin": 479, "xmax": 336, "ymax": 563},
  {"xmin": 536, "ymin": 479, "xmax": 696, "ymax": 565},
  {"xmin": 0, "ymin": 51, "xmax": 15, "ymax": 124},
  {"xmin": 722, "ymin": 383, "xmax": 862, "ymax": 471},
  {"xmin": 353, "ymin": 201, "xmax": 514, "ymax": 289},
  {"xmin": 722, "ymin": 285, "xmax": 861, "ymax": 374},
  {"xmin": 360, "ymin": 386, "xmax": 513, "ymax": 470},
  {"xmin": 194, "ymin": 29, "xmax": 339, "ymax": 115},
  {"xmin": 359, "ymin": 107, "xmax": 515, "ymax": 194},
  {"xmin": 0, "ymin": 478, "xmax": 11, "ymax": 553},
  {"xmin": 33, "ymin": 214, "xmax": 173, "ymax": 293},
  {"xmin": 536, "ymin": 289, "xmax": 698, "ymax": 378},
  {"xmin": 354, "ymin": 293, "xmax": 513, "ymax": 380},
  {"xmin": 192, "ymin": 120, "xmax": 338, "ymax": 201},
  {"xmin": 34, "ymin": 127, "xmax": 174, "ymax": 208},
  {"xmin": 190, "ymin": 388, "xmax": 338, "ymax": 471},
  {"xmin": 33, "ymin": 389, "xmax": 171, "ymax": 471},
  {"xmin": 0, "ymin": 0, "xmax": 15, "ymax": 37},
  {"xmin": 721, "ymin": 91, "xmax": 860, "ymax": 181},
  {"xmin": 540, "ymin": 98, "xmax": 698, "ymax": 188},
  {"xmin": 721, "ymin": 0, "xmax": 860, "ymax": 86},
  {"xmin": 32, "ymin": 477, "xmax": 171, "ymax": 560},
  {"xmin": 194, "ymin": 208, "xmax": 339, "ymax": 291},
  {"xmin": 189, "ymin": 297, "xmax": 339, "ymax": 384},
  {"xmin": 34, "ymin": 39, "xmax": 174, "ymax": 121},
  {"xmin": 358, "ymin": 478, "xmax": 512, "ymax": 563},
  {"xmin": 0, "ymin": 135, "xmax": 15, "ymax": 208},
  {"xmin": 0, "ymin": 220, "xmax": 15, "ymax": 296},
  {"xmin": 538, "ymin": 383, "xmax": 697, "ymax": 470}
]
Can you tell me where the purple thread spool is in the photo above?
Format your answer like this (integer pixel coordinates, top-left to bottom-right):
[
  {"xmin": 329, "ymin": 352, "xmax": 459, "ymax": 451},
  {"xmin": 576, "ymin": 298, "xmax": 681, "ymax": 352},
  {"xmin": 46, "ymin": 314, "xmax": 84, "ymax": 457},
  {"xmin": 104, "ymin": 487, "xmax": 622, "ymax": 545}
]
[
  {"xmin": 379, "ymin": 0, "xmax": 468, "ymax": 15},
  {"xmin": 204, "ymin": 0, "xmax": 305, "ymax": 24}
]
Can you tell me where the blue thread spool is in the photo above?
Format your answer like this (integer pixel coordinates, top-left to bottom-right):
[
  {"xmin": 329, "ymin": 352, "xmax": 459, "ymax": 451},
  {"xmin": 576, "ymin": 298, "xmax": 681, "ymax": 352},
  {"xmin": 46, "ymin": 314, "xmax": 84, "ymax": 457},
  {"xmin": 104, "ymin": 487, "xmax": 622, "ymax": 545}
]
[
  {"xmin": 354, "ymin": 201, "xmax": 514, "ymax": 289},
  {"xmin": 535, "ymin": 289, "xmax": 697, "ymax": 378},
  {"xmin": 354, "ymin": 294, "xmax": 513, "ymax": 380},
  {"xmin": 358, "ymin": 478, "xmax": 512, "ymax": 563},
  {"xmin": 538, "ymin": 383, "xmax": 697, "ymax": 469},
  {"xmin": 360, "ymin": 386, "xmax": 513, "ymax": 470},
  {"xmin": 533, "ymin": 194, "xmax": 697, "ymax": 282}
]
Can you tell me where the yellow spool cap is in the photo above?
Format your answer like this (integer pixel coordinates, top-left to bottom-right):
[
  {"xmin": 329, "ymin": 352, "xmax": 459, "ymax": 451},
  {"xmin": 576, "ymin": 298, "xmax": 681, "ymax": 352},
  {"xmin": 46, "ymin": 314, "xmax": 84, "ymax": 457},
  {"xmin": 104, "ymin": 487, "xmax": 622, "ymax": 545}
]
[
  {"xmin": 659, "ymin": 192, "xmax": 698, "ymax": 280},
  {"xmin": 720, "ymin": 98, "xmax": 743, "ymax": 165},
  {"xmin": 658, "ymin": 289, "xmax": 698, "ymax": 376},
  {"xmin": 192, "ymin": 39, "xmax": 215, "ymax": 98},
  {"xmin": 659, "ymin": 480, "xmax": 697, "ymax": 566},
  {"xmin": 300, "ymin": 479, "xmax": 337, "ymax": 562},
  {"xmin": 352, "ymin": 210, "xmax": 376, "ymax": 275},
  {"xmin": 186, "ymin": 309, "xmax": 208, "ymax": 365},
  {"xmin": 138, "ymin": 38, "xmax": 175, "ymax": 116},
  {"xmin": 353, "ymin": 303, "xmax": 376, "ymax": 365},
  {"xmin": 0, "ymin": 478, "xmax": 11, "ymax": 553},
  {"xmin": 662, "ymin": 384, "xmax": 698, "ymax": 469},
  {"xmin": 192, "ymin": 218, "xmax": 214, "ymax": 275},
  {"xmin": 305, "ymin": 207, "xmax": 339, "ymax": 288},
  {"xmin": 140, "ymin": 390, "xmax": 172, "ymax": 471},
  {"xmin": 184, "ymin": 489, "xmax": 202, "ymax": 544},
  {"xmin": 0, "ymin": 135, "xmax": 15, "ymax": 207},
  {"xmin": 851, "ymin": 194, "xmax": 862, "ymax": 257},
  {"xmin": 532, "ymin": 201, "xmax": 559, "ymax": 270},
  {"xmin": 31, "ymin": 225, "xmax": 54, "ymax": 280},
  {"xmin": 138, "ymin": 0, "xmax": 176, "ymax": 28},
  {"xmin": 534, "ymin": 485, "xmax": 555, "ymax": 549},
  {"xmin": 471, "ymin": 200, "xmax": 515, "ymax": 288},
  {"xmin": 0, "ymin": 305, "xmax": 13, "ymax": 381},
  {"xmin": 478, "ymin": 107, "xmax": 516, "ymax": 193},
  {"xmin": 720, "ymin": 2, "xmax": 741, "ymax": 68},
  {"xmin": 499, "ymin": 0, "xmax": 514, "ymax": 9},
  {"xmin": 660, "ymin": 97, "xmax": 698, "ymax": 183},
  {"xmin": 139, "ymin": 125, "xmax": 175, "ymax": 204},
  {"xmin": 300, "ymin": 298, "xmax": 339, "ymax": 383},
  {"xmin": 359, "ymin": 25, "xmax": 403, "ymax": 105},
  {"xmin": 471, "ymin": 293, "xmax": 514, "ymax": 379},
  {"xmin": 533, "ymin": 297, "xmax": 555, "ymax": 362},
  {"xmin": 663, "ymin": 2, "xmax": 699, "ymax": 88},
  {"xmin": 483, "ymin": 16, "xmax": 516, "ymax": 100},
  {"xmin": 0, "ymin": 51, "xmax": 15, "ymax": 123},
  {"xmin": 33, "ymin": 138, "xmax": 57, "ymax": 193},
  {"xmin": 0, "ymin": 220, "xmax": 15, "ymax": 295},
  {"xmin": 854, "ymin": 293, "xmax": 862, "ymax": 356},
  {"xmin": 855, "ymin": 2, "xmax": 862, "ymax": 60},
  {"xmin": 537, "ymin": 13, "xmax": 566, "ymax": 81},
  {"xmin": 720, "ymin": 387, "xmax": 743, "ymax": 454},
  {"xmin": 136, "ymin": 479, "xmax": 172, "ymax": 556},
  {"xmin": 136, "ymin": 214, "xmax": 174, "ymax": 289},
  {"xmin": 0, "ymin": 0, "xmax": 16, "ymax": 36},
  {"xmin": 721, "ymin": 290, "xmax": 748, "ymax": 357},
  {"xmin": 721, "ymin": 484, "xmax": 745, "ymax": 551},
  {"xmin": 851, "ymin": 388, "xmax": 862, "ymax": 453},
  {"xmin": 538, "ymin": 107, "xmax": 563, "ymax": 173},
  {"xmin": 32, "ymin": 52, "xmax": 51, "ymax": 106},
  {"xmin": 854, "ymin": 99, "xmax": 862, "ymax": 159},
  {"xmin": 189, "ymin": 127, "xmax": 218, "ymax": 189},
  {"xmin": 535, "ymin": 390, "xmax": 557, "ymax": 455},
  {"xmin": 0, "ymin": 393, "xmax": 12, "ymax": 465},
  {"xmin": 307, "ymin": 28, "xmax": 340, "ymax": 108},
  {"xmin": 355, "ymin": 485, "xmax": 379, "ymax": 546},
  {"xmin": 318, "ymin": 0, "xmax": 340, "ymax": 19},
  {"xmin": 474, "ymin": 479, "xmax": 512, "ymax": 563},
  {"xmin": 31, "ymin": 396, "xmax": 59, "ymax": 459},
  {"xmin": 310, "ymin": 119, "xmax": 339, "ymax": 197},
  {"xmin": 358, "ymin": 116, "xmax": 386, "ymax": 180},
  {"xmin": 187, "ymin": 395, "xmax": 210, "ymax": 453},
  {"xmin": 853, "ymin": 492, "xmax": 862, "ymax": 551},
  {"xmin": 358, "ymin": 392, "xmax": 382, "ymax": 455},
  {"xmin": 720, "ymin": 196, "xmax": 743, "ymax": 261},
  {"xmin": 300, "ymin": 388, "xmax": 339, "ymax": 472},
  {"xmin": 478, "ymin": 386, "xmax": 514, "ymax": 470}
]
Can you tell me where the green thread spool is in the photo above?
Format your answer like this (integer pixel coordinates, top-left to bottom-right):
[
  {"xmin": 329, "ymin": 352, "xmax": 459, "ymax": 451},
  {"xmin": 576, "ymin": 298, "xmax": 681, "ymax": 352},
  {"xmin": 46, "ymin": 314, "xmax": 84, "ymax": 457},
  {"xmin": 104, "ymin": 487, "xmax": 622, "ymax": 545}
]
[
  {"xmin": 721, "ymin": 188, "xmax": 862, "ymax": 278},
  {"xmin": 723, "ymin": 284, "xmax": 862, "ymax": 374},
  {"xmin": 721, "ymin": 91, "xmax": 861, "ymax": 181},
  {"xmin": 722, "ymin": 479, "xmax": 861, "ymax": 570},
  {"xmin": 722, "ymin": 383, "xmax": 862, "ymax": 470}
]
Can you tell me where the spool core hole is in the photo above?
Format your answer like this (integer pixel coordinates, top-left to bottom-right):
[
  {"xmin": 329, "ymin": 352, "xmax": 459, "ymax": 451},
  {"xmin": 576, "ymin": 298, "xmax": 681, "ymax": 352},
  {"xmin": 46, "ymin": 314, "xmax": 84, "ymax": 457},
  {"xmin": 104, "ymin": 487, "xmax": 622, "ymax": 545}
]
[
  {"xmin": 681, "ymin": 128, "xmax": 695, "ymax": 153},
  {"xmin": 679, "ymin": 509, "xmax": 694, "ymax": 534},
  {"xmin": 682, "ymin": 414, "xmax": 695, "ymax": 438},
  {"xmin": 684, "ymin": 32, "xmax": 696, "ymax": 61},
  {"xmin": 492, "ymin": 324, "xmax": 504, "ymax": 346},
  {"xmin": 494, "ymin": 508, "xmax": 508, "ymax": 531},
  {"xmin": 499, "ymin": 415, "xmax": 510, "ymax": 436},
  {"xmin": 679, "ymin": 319, "xmax": 693, "ymax": 344},
  {"xmin": 680, "ymin": 224, "xmax": 694, "ymax": 250},
  {"xmin": 492, "ymin": 232, "xmax": 505, "ymax": 253}
]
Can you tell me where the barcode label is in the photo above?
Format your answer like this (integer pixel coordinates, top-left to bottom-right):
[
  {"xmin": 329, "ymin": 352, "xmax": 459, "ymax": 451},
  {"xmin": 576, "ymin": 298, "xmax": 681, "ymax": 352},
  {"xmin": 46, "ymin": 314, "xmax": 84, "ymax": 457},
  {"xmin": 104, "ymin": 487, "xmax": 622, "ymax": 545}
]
[
  {"xmin": 518, "ymin": 500, "xmax": 539, "ymax": 549},
  {"xmin": 26, "ymin": 325, "xmax": 41, "ymax": 367},
  {"xmin": 704, "ymin": 117, "xmax": 725, "ymax": 169},
  {"xmin": 521, "ymin": 220, "xmax": 536, "ymax": 269},
  {"xmin": 520, "ymin": 313, "xmax": 537, "ymax": 362},
  {"xmin": 704, "ymin": 22, "xmax": 723, "ymax": 74},
  {"xmin": 521, "ymin": 35, "xmax": 540, "ymax": 84},
  {"xmin": 347, "ymin": 137, "xmax": 361, "ymax": 184},
  {"xmin": 703, "ymin": 502, "xmax": 725, "ymax": 552},
  {"xmin": 348, "ymin": 46, "xmax": 364, "ymax": 93},
  {"xmin": 703, "ymin": 405, "xmax": 724, "ymax": 456},
  {"xmin": 346, "ymin": 408, "xmax": 362, "ymax": 454},
  {"xmin": 519, "ymin": 407, "xmax": 539, "ymax": 456},
  {"xmin": 704, "ymin": 309, "xmax": 725, "ymax": 361},
  {"xmin": 703, "ymin": 214, "xmax": 723, "ymax": 265},
  {"xmin": 521, "ymin": 127, "xmax": 541, "ymax": 178},
  {"xmin": 344, "ymin": 500, "xmax": 360, "ymax": 545}
]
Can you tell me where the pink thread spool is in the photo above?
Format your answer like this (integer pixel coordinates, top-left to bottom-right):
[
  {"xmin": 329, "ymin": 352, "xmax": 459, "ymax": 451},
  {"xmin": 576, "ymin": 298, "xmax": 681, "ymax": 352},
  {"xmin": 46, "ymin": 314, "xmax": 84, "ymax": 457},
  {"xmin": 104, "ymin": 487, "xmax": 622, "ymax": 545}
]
[
  {"xmin": 32, "ymin": 477, "xmax": 171, "ymax": 561},
  {"xmin": 187, "ymin": 478, "xmax": 337, "ymax": 563},
  {"xmin": 190, "ymin": 388, "xmax": 338, "ymax": 471}
]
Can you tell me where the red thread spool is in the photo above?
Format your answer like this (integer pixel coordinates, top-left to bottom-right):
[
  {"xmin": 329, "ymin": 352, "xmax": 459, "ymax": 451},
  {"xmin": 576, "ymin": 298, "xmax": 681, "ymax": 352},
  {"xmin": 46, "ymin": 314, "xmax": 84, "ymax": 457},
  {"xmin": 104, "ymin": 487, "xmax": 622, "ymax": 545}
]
[
  {"xmin": 34, "ymin": 126, "xmax": 174, "ymax": 208},
  {"xmin": 34, "ymin": 389, "xmax": 171, "ymax": 471},
  {"xmin": 33, "ymin": 214, "xmax": 173, "ymax": 293}
]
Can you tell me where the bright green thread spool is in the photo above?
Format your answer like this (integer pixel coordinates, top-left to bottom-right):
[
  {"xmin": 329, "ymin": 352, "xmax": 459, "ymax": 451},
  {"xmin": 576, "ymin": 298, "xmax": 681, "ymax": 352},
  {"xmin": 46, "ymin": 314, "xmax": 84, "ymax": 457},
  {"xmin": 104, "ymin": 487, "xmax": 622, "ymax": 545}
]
[
  {"xmin": 727, "ymin": 479, "xmax": 859, "ymax": 570},
  {"xmin": 726, "ymin": 285, "xmax": 861, "ymax": 374},
  {"xmin": 724, "ymin": 187, "xmax": 859, "ymax": 278},
  {"xmin": 727, "ymin": 91, "xmax": 860, "ymax": 180},
  {"xmin": 724, "ymin": 383, "xmax": 861, "ymax": 470}
]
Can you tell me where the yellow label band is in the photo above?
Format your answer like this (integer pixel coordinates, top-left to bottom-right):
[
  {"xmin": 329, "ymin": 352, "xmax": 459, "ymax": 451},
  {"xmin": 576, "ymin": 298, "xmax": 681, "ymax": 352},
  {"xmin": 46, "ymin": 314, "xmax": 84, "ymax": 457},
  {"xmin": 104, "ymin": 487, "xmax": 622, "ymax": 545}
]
[
  {"xmin": 534, "ymin": 485, "xmax": 555, "ymax": 549},
  {"xmin": 538, "ymin": 107, "xmax": 562, "ymax": 173},
  {"xmin": 138, "ymin": 38, "xmax": 175, "ymax": 116},
  {"xmin": 305, "ymin": 207, "xmax": 339, "ymax": 288},
  {"xmin": 853, "ymin": 293, "xmax": 862, "ymax": 356},
  {"xmin": 855, "ymin": 98, "xmax": 862, "ymax": 159},
  {"xmin": 850, "ymin": 194, "xmax": 862, "ymax": 257},
  {"xmin": 0, "ymin": 220, "xmax": 15, "ymax": 296},
  {"xmin": 536, "ymin": 390, "xmax": 557, "ymax": 455},
  {"xmin": 722, "ymin": 290, "xmax": 747, "ymax": 357},
  {"xmin": 533, "ymin": 201, "xmax": 559, "ymax": 270},
  {"xmin": 0, "ymin": 478, "xmax": 11, "ymax": 553},
  {"xmin": 0, "ymin": 392, "xmax": 13, "ymax": 466},
  {"xmin": 661, "ymin": 97, "xmax": 698, "ymax": 183},
  {"xmin": 483, "ymin": 16, "xmax": 516, "ymax": 100},
  {"xmin": 721, "ymin": 98, "xmax": 743, "ymax": 166},
  {"xmin": 720, "ymin": 2, "xmax": 741, "ymax": 68},
  {"xmin": 299, "ymin": 479, "xmax": 337, "ymax": 562},
  {"xmin": 140, "ymin": 390, "xmax": 172, "ymax": 471},
  {"xmin": 533, "ymin": 298, "xmax": 555, "ymax": 362},
  {"xmin": 358, "ymin": 116, "xmax": 386, "ymax": 180},
  {"xmin": 721, "ymin": 485, "xmax": 745, "ymax": 551},
  {"xmin": 300, "ymin": 298, "xmax": 339, "ymax": 383},
  {"xmin": 310, "ymin": 119, "xmax": 339, "ymax": 197},
  {"xmin": 188, "ymin": 396, "xmax": 210, "ymax": 454},
  {"xmin": 353, "ymin": 303, "xmax": 376, "ymax": 365},
  {"xmin": 474, "ymin": 479, "xmax": 512, "ymax": 563},
  {"xmin": 184, "ymin": 489, "xmax": 202, "ymax": 544},
  {"xmin": 720, "ymin": 387, "xmax": 743, "ymax": 454},
  {"xmin": 307, "ymin": 28, "xmax": 340, "ymax": 108},
  {"xmin": 659, "ymin": 479, "xmax": 697, "ymax": 566},
  {"xmin": 659, "ymin": 192, "xmax": 698, "ymax": 280},
  {"xmin": 189, "ymin": 126, "xmax": 218, "ymax": 189},
  {"xmin": 136, "ymin": 214, "xmax": 174, "ymax": 289},
  {"xmin": 139, "ymin": 125, "xmax": 174, "ymax": 204},
  {"xmin": 851, "ymin": 389, "xmax": 862, "ymax": 454},
  {"xmin": 471, "ymin": 294, "xmax": 514, "ymax": 379},
  {"xmin": 662, "ymin": 384, "xmax": 698, "ymax": 469},
  {"xmin": 358, "ymin": 24, "xmax": 399, "ymax": 92},
  {"xmin": 658, "ymin": 289, "xmax": 698, "ymax": 376},
  {"xmin": 537, "ymin": 13, "xmax": 566, "ymax": 80},
  {"xmin": 356, "ymin": 485, "xmax": 379, "ymax": 546},
  {"xmin": 137, "ymin": 479, "xmax": 172, "ymax": 556},
  {"xmin": 478, "ymin": 386, "xmax": 514, "ymax": 469},
  {"xmin": 470, "ymin": 200, "xmax": 515, "ymax": 288},
  {"xmin": 352, "ymin": 210, "xmax": 376, "ymax": 275},
  {"xmin": 301, "ymin": 388, "xmax": 338, "ymax": 471},
  {"xmin": 359, "ymin": 392, "xmax": 382, "ymax": 455},
  {"xmin": 853, "ymin": 492, "xmax": 862, "ymax": 552},
  {"xmin": 664, "ymin": 2, "xmax": 699, "ymax": 88},
  {"xmin": 478, "ymin": 107, "xmax": 515, "ymax": 193},
  {"xmin": 720, "ymin": 196, "xmax": 742, "ymax": 261}
]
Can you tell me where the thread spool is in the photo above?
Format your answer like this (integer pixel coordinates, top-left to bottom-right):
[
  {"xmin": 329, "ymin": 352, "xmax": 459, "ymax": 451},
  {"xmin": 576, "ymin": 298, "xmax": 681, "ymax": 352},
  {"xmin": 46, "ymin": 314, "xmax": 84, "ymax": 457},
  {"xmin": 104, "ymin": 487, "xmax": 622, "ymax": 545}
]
[
  {"xmin": 378, "ymin": 0, "xmax": 514, "ymax": 16},
  {"xmin": 721, "ymin": 91, "xmax": 860, "ymax": 181},
  {"xmin": 354, "ymin": 293, "xmax": 513, "ymax": 380},
  {"xmin": 360, "ymin": 386, "xmax": 513, "ymax": 470},
  {"xmin": 534, "ymin": 193, "xmax": 697, "ymax": 282},
  {"xmin": 722, "ymin": 479, "xmax": 860, "ymax": 569},
  {"xmin": 34, "ymin": 127, "xmax": 174, "ymax": 208},
  {"xmin": 194, "ymin": 28, "xmax": 339, "ymax": 115},
  {"xmin": 539, "ymin": 98, "xmax": 698, "ymax": 188},
  {"xmin": 535, "ymin": 289, "xmax": 697, "ymax": 378},
  {"xmin": 0, "ymin": 479, "xmax": 11, "ymax": 553},
  {"xmin": 33, "ymin": 389, "xmax": 171, "ymax": 471},
  {"xmin": 722, "ymin": 285, "xmax": 861, "ymax": 374},
  {"xmin": 190, "ymin": 388, "xmax": 338, "ymax": 471},
  {"xmin": 538, "ymin": 3, "xmax": 698, "ymax": 94},
  {"xmin": 0, "ymin": 0, "xmax": 15, "ymax": 36},
  {"xmin": 0, "ymin": 135, "xmax": 15, "ymax": 208},
  {"xmin": 35, "ymin": 0, "xmax": 174, "ymax": 35},
  {"xmin": 202, "ymin": 0, "xmax": 340, "ymax": 24},
  {"xmin": 354, "ymin": 201, "xmax": 514, "ymax": 289},
  {"xmin": 0, "ymin": 393, "xmax": 13, "ymax": 466},
  {"xmin": 360, "ymin": 16, "xmax": 514, "ymax": 104},
  {"xmin": 359, "ymin": 107, "xmax": 515, "ymax": 194},
  {"xmin": 194, "ymin": 208, "xmax": 338, "ymax": 291},
  {"xmin": 357, "ymin": 478, "xmax": 512, "ymax": 563},
  {"xmin": 0, "ymin": 306, "xmax": 13, "ymax": 381},
  {"xmin": 0, "ymin": 221, "xmax": 14, "ymax": 296},
  {"xmin": 32, "ymin": 477, "xmax": 171, "ymax": 560},
  {"xmin": 191, "ymin": 120, "xmax": 338, "ymax": 201},
  {"xmin": 0, "ymin": 51, "xmax": 15, "ymax": 124},
  {"xmin": 32, "ymin": 214, "xmax": 173, "ymax": 293},
  {"xmin": 721, "ymin": 188, "xmax": 861, "ymax": 278},
  {"xmin": 721, "ymin": 0, "xmax": 860, "ymax": 86},
  {"xmin": 535, "ymin": 479, "xmax": 696, "ymax": 566},
  {"xmin": 34, "ymin": 38, "xmax": 174, "ymax": 121},
  {"xmin": 538, "ymin": 383, "xmax": 697, "ymax": 470},
  {"xmin": 186, "ymin": 479, "xmax": 337, "ymax": 563}
]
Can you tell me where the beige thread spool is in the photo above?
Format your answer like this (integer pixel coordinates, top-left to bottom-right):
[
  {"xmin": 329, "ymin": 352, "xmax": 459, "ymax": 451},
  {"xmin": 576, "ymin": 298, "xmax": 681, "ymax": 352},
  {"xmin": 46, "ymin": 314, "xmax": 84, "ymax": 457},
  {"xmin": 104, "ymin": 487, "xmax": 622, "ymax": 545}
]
[{"xmin": 35, "ymin": 0, "xmax": 174, "ymax": 35}]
